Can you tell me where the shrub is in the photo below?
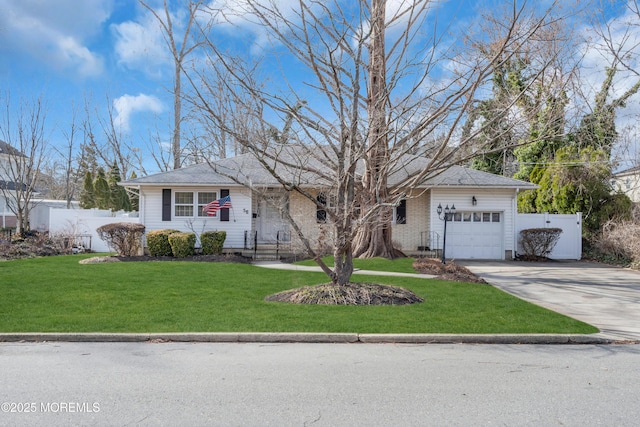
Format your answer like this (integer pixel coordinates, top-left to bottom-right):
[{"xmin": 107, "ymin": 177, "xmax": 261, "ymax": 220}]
[
  {"xmin": 96, "ymin": 222, "xmax": 146, "ymax": 256},
  {"xmin": 146, "ymin": 229, "xmax": 180, "ymax": 256},
  {"xmin": 591, "ymin": 220, "xmax": 640, "ymax": 265},
  {"xmin": 201, "ymin": 231, "xmax": 227, "ymax": 255},
  {"xmin": 168, "ymin": 232, "xmax": 196, "ymax": 258},
  {"xmin": 519, "ymin": 228, "xmax": 562, "ymax": 259}
]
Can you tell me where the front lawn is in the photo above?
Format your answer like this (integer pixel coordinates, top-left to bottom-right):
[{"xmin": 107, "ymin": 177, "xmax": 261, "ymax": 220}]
[
  {"xmin": 295, "ymin": 256, "xmax": 418, "ymax": 273},
  {"xmin": 0, "ymin": 255, "xmax": 598, "ymax": 334}
]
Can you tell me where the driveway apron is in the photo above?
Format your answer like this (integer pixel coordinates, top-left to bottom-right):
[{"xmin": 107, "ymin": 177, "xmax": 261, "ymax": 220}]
[{"xmin": 461, "ymin": 261, "xmax": 640, "ymax": 341}]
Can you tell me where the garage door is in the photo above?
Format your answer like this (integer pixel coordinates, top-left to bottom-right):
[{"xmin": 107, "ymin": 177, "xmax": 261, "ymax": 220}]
[{"xmin": 446, "ymin": 211, "xmax": 503, "ymax": 260}]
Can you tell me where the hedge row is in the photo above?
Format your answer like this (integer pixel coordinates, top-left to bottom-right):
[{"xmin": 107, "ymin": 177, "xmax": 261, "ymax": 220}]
[
  {"xmin": 146, "ymin": 229, "xmax": 227, "ymax": 257},
  {"xmin": 147, "ymin": 229, "xmax": 179, "ymax": 256}
]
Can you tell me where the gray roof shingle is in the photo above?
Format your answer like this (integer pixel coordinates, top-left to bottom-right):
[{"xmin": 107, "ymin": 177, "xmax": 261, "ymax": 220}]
[
  {"xmin": 0, "ymin": 140, "xmax": 26, "ymax": 157},
  {"xmin": 121, "ymin": 145, "xmax": 536, "ymax": 190}
]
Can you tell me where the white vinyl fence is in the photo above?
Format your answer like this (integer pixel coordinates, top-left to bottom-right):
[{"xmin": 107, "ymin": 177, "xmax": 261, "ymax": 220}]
[
  {"xmin": 48, "ymin": 208, "xmax": 140, "ymax": 253},
  {"xmin": 516, "ymin": 213, "xmax": 582, "ymax": 260}
]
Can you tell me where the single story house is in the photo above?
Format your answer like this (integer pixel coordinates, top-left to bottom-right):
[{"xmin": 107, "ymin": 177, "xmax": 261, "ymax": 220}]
[{"xmin": 120, "ymin": 146, "xmax": 536, "ymax": 260}]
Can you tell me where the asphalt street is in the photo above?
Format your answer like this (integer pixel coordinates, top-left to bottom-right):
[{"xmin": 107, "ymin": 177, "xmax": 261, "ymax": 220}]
[{"xmin": 1, "ymin": 342, "xmax": 639, "ymax": 426}]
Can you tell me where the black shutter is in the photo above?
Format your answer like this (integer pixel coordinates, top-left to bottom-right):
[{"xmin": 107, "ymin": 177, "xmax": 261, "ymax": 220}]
[
  {"xmin": 162, "ymin": 189, "xmax": 171, "ymax": 221},
  {"xmin": 220, "ymin": 189, "xmax": 230, "ymax": 222}
]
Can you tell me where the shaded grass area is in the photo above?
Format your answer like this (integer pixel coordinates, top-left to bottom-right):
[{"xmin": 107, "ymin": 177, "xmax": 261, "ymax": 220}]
[{"xmin": 0, "ymin": 255, "xmax": 598, "ymax": 334}]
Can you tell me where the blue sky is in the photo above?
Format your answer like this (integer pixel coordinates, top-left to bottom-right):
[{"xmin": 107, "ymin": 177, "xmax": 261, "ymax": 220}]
[{"xmin": 1, "ymin": 0, "xmax": 639, "ymax": 175}]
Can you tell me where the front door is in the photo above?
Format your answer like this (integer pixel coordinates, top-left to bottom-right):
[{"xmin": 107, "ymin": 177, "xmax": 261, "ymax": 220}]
[{"xmin": 257, "ymin": 193, "xmax": 290, "ymax": 243}]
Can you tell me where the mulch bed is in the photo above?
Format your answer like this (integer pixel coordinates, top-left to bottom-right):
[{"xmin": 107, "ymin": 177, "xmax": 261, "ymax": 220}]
[
  {"xmin": 412, "ymin": 257, "xmax": 487, "ymax": 283},
  {"xmin": 265, "ymin": 282, "xmax": 424, "ymax": 305}
]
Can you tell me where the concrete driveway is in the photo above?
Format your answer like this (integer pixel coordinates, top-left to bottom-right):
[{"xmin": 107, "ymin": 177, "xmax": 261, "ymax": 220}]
[{"xmin": 461, "ymin": 260, "xmax": 640, "ymax": 341}]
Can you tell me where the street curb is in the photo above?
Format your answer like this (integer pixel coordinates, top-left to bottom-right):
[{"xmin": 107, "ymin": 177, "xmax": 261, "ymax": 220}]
[{"xmin": 0, "ymin": 333, "xmax": 623, "ymax": 345}]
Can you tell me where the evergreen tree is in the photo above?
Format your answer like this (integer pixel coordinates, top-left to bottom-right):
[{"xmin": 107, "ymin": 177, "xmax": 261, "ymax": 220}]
[
  {"xmin": 94, "ymin": 168, "xmax": 110, "ymax": 210},
  {"xmin": 469, "ymin": 56, "xmax": 529, "ymax": 176},
  {"xmin": 76, "ymin": 143, "xmax": 99, "ymax": 179},
  {"xmin": 519, "ymin": 146, "xmax": 631, "ymax": 236},
  {"xmin": 79, "ymin": 171, "xmax": 95, "ymax": 209},
  {"xmin": 108, "ymin": 161, "xmax": 131, "ymax": 211},
  {"xmin": 128, "ymin": 171, "xmax": 139, "ymax": 212},
  {"xmin": 513, "ymin": 88, "xmax": 568, "ymax": 181}
]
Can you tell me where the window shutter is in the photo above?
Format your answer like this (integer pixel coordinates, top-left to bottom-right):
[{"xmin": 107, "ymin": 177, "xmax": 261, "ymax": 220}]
[
  {"xmin": 162, "ymin": 189, "xmax": 171, "ymax": 221},
  {"xmin": 220, "ymin": 189, "xmax": 230, "ymax": 222}
]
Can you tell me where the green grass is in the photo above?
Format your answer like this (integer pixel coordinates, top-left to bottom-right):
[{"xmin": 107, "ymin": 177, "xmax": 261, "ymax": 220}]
[
  {"xmin": 0, "ymin": 255, "xmax": 598, "ymax": 334},
  {"xmin": 295, "ymin": 256, "xmax": 419, "ymax": 273}
]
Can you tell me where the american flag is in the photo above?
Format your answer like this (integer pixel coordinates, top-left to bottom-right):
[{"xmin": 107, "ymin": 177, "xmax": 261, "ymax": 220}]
[{"xmin": 203, "ymin": 195, "xmax": 232, "ymax": 216}]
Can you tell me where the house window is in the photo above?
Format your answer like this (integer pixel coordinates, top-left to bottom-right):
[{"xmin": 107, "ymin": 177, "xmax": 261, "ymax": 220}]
[
  {"xmin": 451, "ymin": 212, "xmax": 501, "ymax": 223},
  {"xmin": 394, "ymin": 200, "xmax": 406, "ymax": 224},
  {"xmin": 174, "ymin": 192, "xmax": 194, "ymax": 217},
  {"xmin": 174, "ymin": 191, "xmax": 218, "ymax": 218},
  {"xmin": 198, "ymin": 192, "xmax": 217, "ymax": 217},
  {"xmin": 316, "ymin": 193, "xmax": 327, "ymax": 223}
]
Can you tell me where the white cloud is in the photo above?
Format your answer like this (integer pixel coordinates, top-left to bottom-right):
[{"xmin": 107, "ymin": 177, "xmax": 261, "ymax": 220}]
[
  {"xmin": 111, "ymin": 9, "xmax": 172, "ymax": 77},
  {"xmin": 113, "ymin": 94, "xmax": 164, "ymax": 133},
  {"xmin": 208, "ymin": 0, "xmax": 310, "ymax": 55},
  {"xmin": 0, "ymin": 0, "xmax": 112, "ymax": 77}
]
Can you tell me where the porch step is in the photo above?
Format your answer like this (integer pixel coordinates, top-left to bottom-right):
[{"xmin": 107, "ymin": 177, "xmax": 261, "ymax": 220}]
[
  {"xmin": 242, "ymin": 248, "xmax": 295, "ymax": 261},
  {"xmin": 406, "ymin": 249, "xmax": 440, "ymax": 258}
]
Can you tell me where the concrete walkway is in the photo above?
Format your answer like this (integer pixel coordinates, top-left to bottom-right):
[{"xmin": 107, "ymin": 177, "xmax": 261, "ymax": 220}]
[
  {"xmin": 252, "ymin": 260, "xmax": 437, "ymax": 279},
  {"xmin": 461, "ymin": 260, "xmax": 640, "ymax": 342}
]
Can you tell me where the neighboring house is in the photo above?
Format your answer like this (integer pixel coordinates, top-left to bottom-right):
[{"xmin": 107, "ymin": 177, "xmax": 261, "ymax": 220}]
[
  {"xmin": 611, "ymin": 166, "xmax": 640, "ymax": 202},
  {"xmin": 120, "ymin": 147, "xmax": 536, "ymax": 260},
  {"xmin": 0, "ymin": 140, "xmax": 28, "ymax": 229}
]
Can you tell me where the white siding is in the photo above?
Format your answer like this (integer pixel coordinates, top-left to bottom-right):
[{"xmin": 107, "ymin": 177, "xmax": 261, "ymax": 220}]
[
  {"xmin": 140, "ymin": 186, "xmax": 252, "ymax": 249},
  {"xmin": 430, "ymin": 188, "xmax": 518, "ymax": 260}
]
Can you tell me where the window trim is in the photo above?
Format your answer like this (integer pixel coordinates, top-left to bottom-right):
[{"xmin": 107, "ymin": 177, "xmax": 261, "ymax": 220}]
[
  {"xmin": 316, "ymin": 192, "xmax": 335, "ymax": 223},
  {"xmin": 393, "ymin": 199, "xmax": 407, "ymax": 225},
  {"xmin": 173, "ymin": 190, "xmax": 218, "ymax": 218},
  {"xmin": 197, "ymin": 191, "xmax": 218, "ymax": 218},
  {"xmin": 451, "ymin": 211, "xmax": 502, "ymax": 223}
]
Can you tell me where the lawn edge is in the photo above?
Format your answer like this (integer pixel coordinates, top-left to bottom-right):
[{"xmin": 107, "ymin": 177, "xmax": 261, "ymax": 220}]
[{"xmin": 0, "ymin": 332, "xmax": 619, "ymax": 344}]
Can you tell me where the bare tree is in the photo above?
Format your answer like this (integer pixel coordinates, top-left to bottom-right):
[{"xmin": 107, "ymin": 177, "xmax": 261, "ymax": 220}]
[
  {"xmin": 58, "ymin": 106, "xmax": 80, "ymax": 207},
  {"xmin": 192, "ymin": 0, "xmax": 568, "ymax": 286},
  {"xmin": 574, "ymin": 0, "xmax": 640, "ymax": 157},
  {"xmin": 0, "ymin": 94, "xmax": 48, "ymax": 236},
  {"xmin": 140, "ymin": 0, "xmax": 203, "ymax": 169},
  {"xmin": 82, "ymin": 96, "xmax": 136, "ymax": 181}
]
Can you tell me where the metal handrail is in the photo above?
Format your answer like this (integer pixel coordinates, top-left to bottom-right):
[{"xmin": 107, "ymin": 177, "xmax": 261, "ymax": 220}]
[{"xmin": 419, "ymin": 231, "xmax": 440, "ymax": 257}]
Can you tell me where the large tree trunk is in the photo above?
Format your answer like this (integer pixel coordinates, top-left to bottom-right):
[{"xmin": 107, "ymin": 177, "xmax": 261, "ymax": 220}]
[{"xmin": 352, "ymin": 0, "xmax": 403, "ymax": 259}]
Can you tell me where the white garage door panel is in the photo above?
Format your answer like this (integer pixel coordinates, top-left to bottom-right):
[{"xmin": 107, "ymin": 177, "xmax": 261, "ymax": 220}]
[{"xmin": 445, "ymin": 212, "xmax": 503, "ymax": 260}]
